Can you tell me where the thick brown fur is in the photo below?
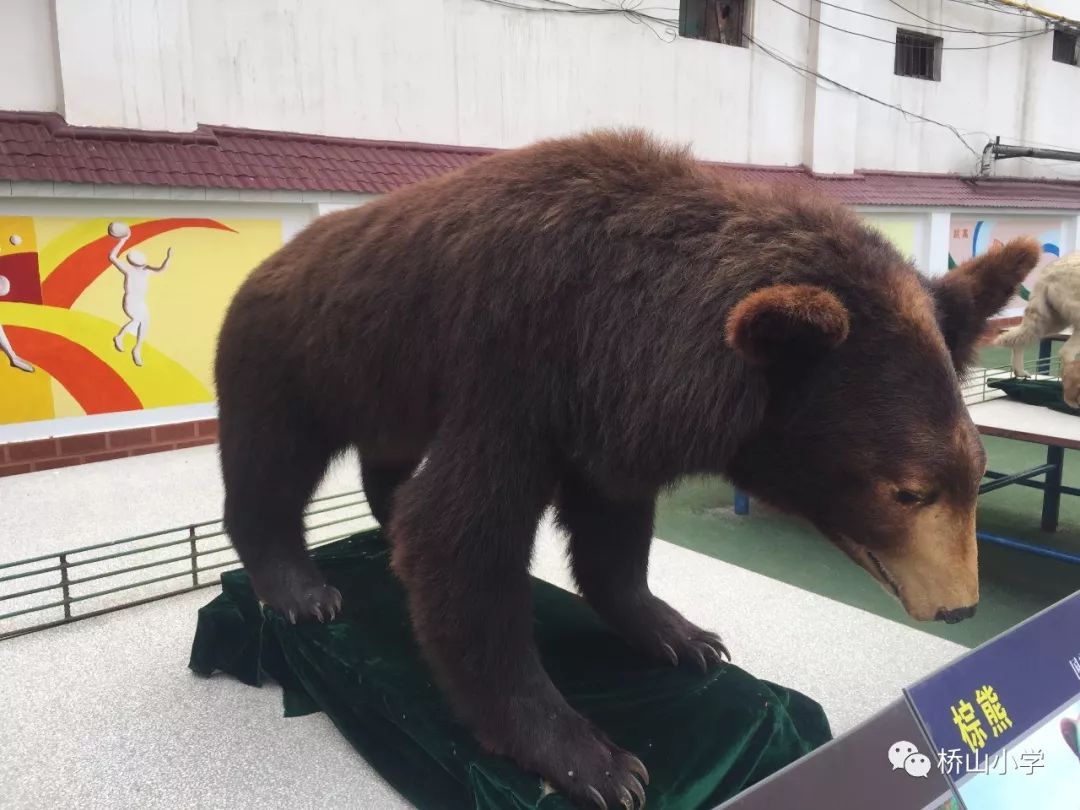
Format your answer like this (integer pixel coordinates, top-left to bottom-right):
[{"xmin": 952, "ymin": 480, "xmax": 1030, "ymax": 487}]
[
  {"xmin": 214, "ymin": 129, "xmax": 1039, "ymax": 808},
  {"xmin": 725, "ymin": 284, "xmax": 850, "ymax": 364}
]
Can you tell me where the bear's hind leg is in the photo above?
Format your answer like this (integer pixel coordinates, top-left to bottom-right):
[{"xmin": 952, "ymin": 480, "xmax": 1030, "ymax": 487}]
[
  {"xmin": 389, "ymin": 428, "xmax": 649, "ymax": 809},
  {"xmin": 556, "ymin": 471, "xmax": 729, "ymax": 670},
  {"xmin": 359, "ymin": 455, "xmax": 420, "ymax": 527},
  {"xmin": 220, "ymin": 411, "xmax": 342, "ymax": 624}
]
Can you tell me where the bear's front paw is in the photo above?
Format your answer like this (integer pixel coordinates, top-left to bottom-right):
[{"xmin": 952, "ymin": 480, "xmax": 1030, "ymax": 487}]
[
  {"xmin": 597, "ymin": 592, "xmax": 730, "ymax": 671},
  {"xmin": 509, "ymin": 712, "xmax": 650, "ymax": 809},
  {"xmin": 558, "ymin": 739, "xmax": 649, "ymax": 810},
  {"xmin": 251, "ymin": 564, "xmax": 343, "ymax": 624}
]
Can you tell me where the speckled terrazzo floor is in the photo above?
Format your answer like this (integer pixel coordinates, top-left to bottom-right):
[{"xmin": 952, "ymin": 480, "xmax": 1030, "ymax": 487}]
[{"xmin": 0, "ymin": 446, "xmax": 967, "ymax": 809}]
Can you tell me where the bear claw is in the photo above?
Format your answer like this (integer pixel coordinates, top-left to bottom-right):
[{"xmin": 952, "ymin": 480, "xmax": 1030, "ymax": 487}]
[
  {"xmin": 625, "ymin": 754, "xmax": 649, "ymax": 785},
  {"xmin": 702, "ymin": 644, "xmax": 724, "ymax": 666},
  {"xmin": 690, "ymin": 646, "xmax": 708, "ymax": 672},
  {"xmin": 594, "ymin": 591, "xmax": 728, "ymax": 676},
  {"xmin": 628, "ymin": 776, "xmax": 646, "ymax": 807},
  {"xmin": 252, "ymin": 566, "xmax": 342, "ymax": 626},
  {"xmin": 586, "ymin": 786, "xmax": 607, "ymax": 809},
  {"xmin": 492, "ymin": 694, "xmax": 649, "ymax": 808}
]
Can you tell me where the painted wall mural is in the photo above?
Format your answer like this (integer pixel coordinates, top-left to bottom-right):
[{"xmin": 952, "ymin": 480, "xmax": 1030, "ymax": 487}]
[
  {"xmin": 0, "ymin": 215, "xmax": 282, "ymax": 426},
  {"xmin": 948, "ymin": 217, "xmax": 1064, "ymax": 316},
  {"xmin": 861, "ymin": 214, "xmax": 918, "ymax": 261}
]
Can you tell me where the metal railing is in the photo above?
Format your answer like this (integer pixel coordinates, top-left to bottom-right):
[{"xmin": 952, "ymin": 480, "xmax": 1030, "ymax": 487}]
[
  {"xmin": 961, "ymin": 353, "xmax": 1063, "ymax": 407},
  {"xmin": 0, "ymin": 490, "xmax": 374, "ymax": 641}
]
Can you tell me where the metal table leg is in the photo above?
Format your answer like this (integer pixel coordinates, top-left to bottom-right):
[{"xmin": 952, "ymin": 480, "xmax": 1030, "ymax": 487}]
[{"xmin": 1041, "ymin": 444, "xmax": 1065, "ymax": 532}]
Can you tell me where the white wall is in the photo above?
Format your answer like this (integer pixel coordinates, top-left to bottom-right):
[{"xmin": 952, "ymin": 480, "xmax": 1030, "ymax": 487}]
[
  {"xmin": 54, "ymin": 0, "xmax": 196, "ymax": 131},
  {"xmin": 0, "ymin": 0, "xmax": 59, "ymax": 113},
  {"xmin": 847, "ymin": 0, "xmax": 1080, "ymax": 177},
  {"xmin": 43, "ymin": 0, "xmax": 813, "ymax": 165},
  {"xmin": 3, "ymin": 0, "xmax": 1080, "ymax": 178}
]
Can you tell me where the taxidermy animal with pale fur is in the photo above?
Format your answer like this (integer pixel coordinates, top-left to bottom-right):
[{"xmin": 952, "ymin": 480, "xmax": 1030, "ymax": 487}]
[{"xmin": 994, "ymin": 252, "xmax": 1080, "ymax": 398}]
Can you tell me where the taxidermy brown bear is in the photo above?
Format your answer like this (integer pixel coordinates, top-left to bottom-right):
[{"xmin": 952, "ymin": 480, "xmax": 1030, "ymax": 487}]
[{"xmin": 214, "ymin": 129, "xmax": 1040, "ymax": 808}]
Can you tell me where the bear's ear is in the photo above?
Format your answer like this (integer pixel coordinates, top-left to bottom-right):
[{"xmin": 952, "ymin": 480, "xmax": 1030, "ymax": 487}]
[
  {"xmin": 933, "ymin": 237, "xmax": 1042, "ymax": 371},
  {"xmin": 725, "ymin": 284, "xmax": 850, "ymax": 365}
]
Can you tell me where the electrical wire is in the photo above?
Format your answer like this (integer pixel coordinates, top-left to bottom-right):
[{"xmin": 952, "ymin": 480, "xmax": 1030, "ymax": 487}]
[
  {"xmin": 945, "ymin": 0, "xmax": 1042, "ymax": 19},
  {"xmin": 960, "ymin": 0, "xmax": 1080, "ymax": 37},
  {"xmin": 770, "ymin": 0, "xmax": 1050, "ymax": 49},
  {"xmin": 746, "ymin": 32, "xmax": 983, "ymax": 162},
  {"xmin": 961, "ymin": 130, "xmax": 1080, "ymax": 153},
  {"xmin": 1018, "ymin": 157, "xmax": 1080, "ymax": 174},
  {"xmin": 877, "ymin": 0, "xmax": 1033, "ymax": 35},
  {"xmin": 475, "ymin": 0, "xmax": 1074, "ymax": 175},
  {"xmin": 472, "ymin": 0, "xmax": 679, "ymax": 40},
  {"xmin": 972, "ymin": 135, "xmax": 1075, "ymax": 152}
]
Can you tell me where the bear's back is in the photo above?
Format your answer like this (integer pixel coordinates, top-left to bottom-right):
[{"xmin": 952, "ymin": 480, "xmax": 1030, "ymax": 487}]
[{"xmin": 217, "ymin": 128, "xmax": 914, "ymax": 458}]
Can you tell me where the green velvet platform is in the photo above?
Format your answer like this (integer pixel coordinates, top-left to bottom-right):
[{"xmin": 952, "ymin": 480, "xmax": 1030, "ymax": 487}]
[
  {"xmin": 989, "ymin": 377, "xmax": 1077, "ymax": 415},
  {"xmin": 188, "ymin": 532, "xmax": 831, "ymax": 809}
]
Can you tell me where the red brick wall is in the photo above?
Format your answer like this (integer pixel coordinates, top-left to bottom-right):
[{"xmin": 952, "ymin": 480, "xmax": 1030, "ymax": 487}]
[{"xmin": 0, "ymin": 419, "xmax": 218, "ymax": 478}]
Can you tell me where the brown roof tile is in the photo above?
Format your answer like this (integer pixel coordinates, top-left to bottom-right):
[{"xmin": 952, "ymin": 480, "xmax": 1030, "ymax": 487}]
[{"xmin": 2, "ymin": 111, "xmax": 1080, "ymax": 209}]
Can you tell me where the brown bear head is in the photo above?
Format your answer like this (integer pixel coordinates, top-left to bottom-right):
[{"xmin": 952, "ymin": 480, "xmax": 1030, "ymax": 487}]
[{"xmin": 724, "ymin": 237, "xmax": 1042, "ymax": 624}]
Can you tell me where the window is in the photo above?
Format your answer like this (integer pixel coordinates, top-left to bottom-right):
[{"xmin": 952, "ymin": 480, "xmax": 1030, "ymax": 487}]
[
  {"xmin": 680, "ymin": 0, "xmax": 749, "ymax": 48},
  {"xmin": 894, "ymin": 29, "xmax": 942, "ymax": 81},
  {"xmin": 1052, "ymin": 28, "xmax": 1079, "ymax": 66}
]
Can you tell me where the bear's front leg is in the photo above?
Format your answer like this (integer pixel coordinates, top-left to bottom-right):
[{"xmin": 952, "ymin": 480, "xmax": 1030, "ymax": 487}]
[
  {"xmin": 557, "ymin": 472, "xmax": 730, "ymax": 670},
  {"xmin": 389, "ymin": 431, "xmax": 650, "ymax": 809}
]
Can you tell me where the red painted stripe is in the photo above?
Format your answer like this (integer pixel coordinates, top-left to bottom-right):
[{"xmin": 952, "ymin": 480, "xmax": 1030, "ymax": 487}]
[
  {"xmin": 5, "ymin": 326, "xmax": 141, "ymax": 414},
  {"xmin": 41, "ymin": 218, "xmax": 236, "ymax": 309}
]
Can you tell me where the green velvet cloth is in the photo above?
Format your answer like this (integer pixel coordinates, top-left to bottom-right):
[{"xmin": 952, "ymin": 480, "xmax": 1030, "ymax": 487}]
[
  {"xmin": 189, "ymin": 532, "xmax": 831, "ymax": 809},
  {"xmin": 988, "ymin": 377, "xmax": 1079, "ymax": 415}
]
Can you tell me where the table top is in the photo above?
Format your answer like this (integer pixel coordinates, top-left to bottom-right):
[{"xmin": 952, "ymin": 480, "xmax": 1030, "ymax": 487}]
[{"xmin": 968, "ymin": 397, "xmax": 1080, "ymax": 450}]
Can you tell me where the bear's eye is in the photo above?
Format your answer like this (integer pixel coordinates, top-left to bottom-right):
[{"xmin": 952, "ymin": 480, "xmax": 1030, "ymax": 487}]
[{"xmin": 895, "ymin": 489, "xmax": 940, "ymax": 506}]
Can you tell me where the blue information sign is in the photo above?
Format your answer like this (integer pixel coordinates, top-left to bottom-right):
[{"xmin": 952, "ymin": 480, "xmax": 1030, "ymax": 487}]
[
  {"xmin": 718, "ymin": 590, "xmax": 1080, "ymax": 810},
  {"xmin": 904, "ymin": 591, "xmax": 1080, "ymax": 808}
]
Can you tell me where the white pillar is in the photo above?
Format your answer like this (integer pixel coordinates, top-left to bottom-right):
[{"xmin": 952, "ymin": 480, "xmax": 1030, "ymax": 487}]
[
  {"xmin": 1062, "ymin": 215, "xmax": 1080, "ymax": 256},
  {"xmin": 317, "ymin": 203, "xmax": 355, "ymax": 217},
  {"xmin": 316, "ymin": 199, "xmax": 382, "ymax": 218},
  {"xmin": 925, "ymin": 210, "xmax": 952, "ymax": 278},
  {"xmin": 801, "ymin": 0, "xmax": 859, "ymax": 175}
]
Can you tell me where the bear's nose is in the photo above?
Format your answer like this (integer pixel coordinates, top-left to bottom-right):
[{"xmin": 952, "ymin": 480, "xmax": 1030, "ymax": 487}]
[{"xmin": 935, "ymin": 605, "xmax": 977, "ymax": 624}]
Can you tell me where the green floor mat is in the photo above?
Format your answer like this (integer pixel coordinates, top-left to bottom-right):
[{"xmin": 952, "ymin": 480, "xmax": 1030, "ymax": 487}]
[
  {"xmin": 988, "ymin": 377, "xmax": 1079, "ymax": 415},
  {"xmin": 188, "ymin": 531, "xmax": 831, "ymax": 809}
]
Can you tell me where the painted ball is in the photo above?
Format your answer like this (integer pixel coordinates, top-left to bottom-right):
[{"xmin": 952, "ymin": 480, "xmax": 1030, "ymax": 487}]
[
  {"xmin": 0, "ymin": 275, "xmax": 10, "ymax": 296},
  {"xmin": 108, "ymin": 221, "xmax": 131, "ymax": 239},
  {"xmin": 8, "ymin": 234, "xmax": 21, "ymax": 246}
]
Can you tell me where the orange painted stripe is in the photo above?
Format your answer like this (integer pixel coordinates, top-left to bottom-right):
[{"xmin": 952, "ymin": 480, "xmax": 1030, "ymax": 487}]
[
  {"xmin": 41, "ymin": 218, "xmax": 236, "ymax": 309},
  {"xmin": 5, "ymin": 326, "xmax": 141, "ymax": 414}
]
